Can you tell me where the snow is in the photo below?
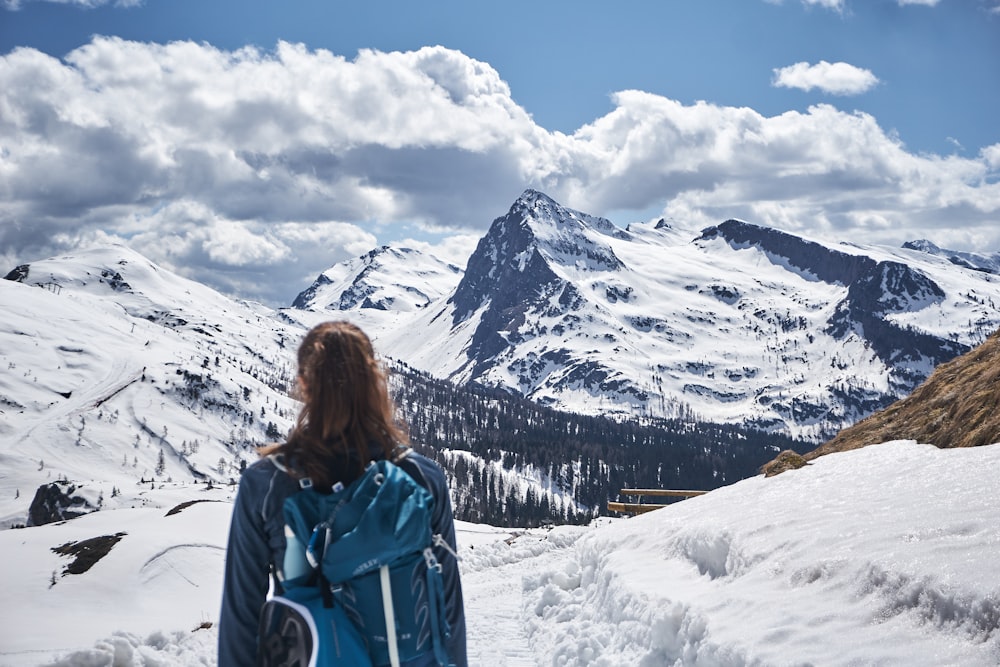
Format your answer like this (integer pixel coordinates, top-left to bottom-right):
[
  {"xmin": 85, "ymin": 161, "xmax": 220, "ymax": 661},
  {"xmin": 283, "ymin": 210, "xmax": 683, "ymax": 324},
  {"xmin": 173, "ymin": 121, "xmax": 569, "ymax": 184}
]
[
  {"xmin": 2, "ymin": 440, "xmax": 997, "ymax": 666},
  {"xmin": 522, "ymin": 441, "xmax": 1000, "ymax": 666},
  {"xmin": 0, "ymin": 246, "xmax": 304, "ymax": 528}
]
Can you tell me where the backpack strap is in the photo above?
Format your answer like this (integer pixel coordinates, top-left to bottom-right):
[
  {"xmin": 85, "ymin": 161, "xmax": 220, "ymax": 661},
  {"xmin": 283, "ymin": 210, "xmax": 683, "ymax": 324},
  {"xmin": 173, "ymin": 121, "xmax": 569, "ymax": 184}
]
[
  {"xmin": 423, "ymin": 547, "xmax": 452, "ymax": 667},
  {"xmin": 379, "ymin": 565, "xmax": 401, "ymax": 667},
  {"xmin": 389, "ymin": 443, "xmax": 412, "ymax": 463},
  {"xmin": 268, "ymin": 452, "xmax": 317, "ymax": 490},
  {"xmin": 267, "ymin": 452, "xmax": 289, "ymax": 473}
]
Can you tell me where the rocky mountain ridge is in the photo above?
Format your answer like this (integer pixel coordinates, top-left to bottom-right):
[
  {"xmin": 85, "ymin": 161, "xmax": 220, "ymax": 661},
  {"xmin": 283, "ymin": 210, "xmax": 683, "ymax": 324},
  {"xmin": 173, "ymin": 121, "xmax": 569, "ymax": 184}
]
[{"xmin": 295, "ymin": 189, "xmax": 1000, "ymax": 442}]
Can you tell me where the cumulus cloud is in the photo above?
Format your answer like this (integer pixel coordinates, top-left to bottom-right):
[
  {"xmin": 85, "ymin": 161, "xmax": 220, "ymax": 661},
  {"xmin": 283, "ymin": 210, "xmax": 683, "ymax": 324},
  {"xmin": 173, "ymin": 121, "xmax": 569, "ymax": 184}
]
[
  {"xmin": 1, "ymin": 38, "xmax": 998, "ymax": 304},
  {"xmin": 396, "ymin": 234, "xmax": 482, "ymax": 271},
  {"xmin": 897, "ymin": 0, "xmax": 941, "ymax": 5},
  {"xmin": 772, "ymin": 61, "xmax": 880, "ymax": 95}
]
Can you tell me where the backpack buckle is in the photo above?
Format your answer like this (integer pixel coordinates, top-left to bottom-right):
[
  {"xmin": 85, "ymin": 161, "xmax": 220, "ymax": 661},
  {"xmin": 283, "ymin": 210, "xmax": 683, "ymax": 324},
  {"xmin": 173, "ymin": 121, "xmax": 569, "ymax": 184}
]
[
  {"xmin": 306, "ymin": 521, "xmax": 329, "ymax": 569},
  {"xmin": 423, "ymin": 547, "xmax": 442, "ymax": 573}
]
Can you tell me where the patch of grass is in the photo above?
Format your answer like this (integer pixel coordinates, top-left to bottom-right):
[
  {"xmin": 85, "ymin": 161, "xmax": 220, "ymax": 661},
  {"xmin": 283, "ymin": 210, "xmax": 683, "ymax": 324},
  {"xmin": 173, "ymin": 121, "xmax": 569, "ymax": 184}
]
[{"xmin": 760, "ymin": 450, "xmax": 808, "ymax": 477}]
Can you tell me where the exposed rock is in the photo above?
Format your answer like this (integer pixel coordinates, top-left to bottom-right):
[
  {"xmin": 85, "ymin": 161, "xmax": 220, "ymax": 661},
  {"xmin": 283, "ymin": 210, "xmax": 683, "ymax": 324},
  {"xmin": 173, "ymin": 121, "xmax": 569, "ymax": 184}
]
[
  {"xmin": 165, "ymin": 498, "xmax": 221, "ymax": 516},
  {"xmin": 3, "ymin": 264, "xmax": 29, "ymax": 282},
  {"xmin": 52, "ymin": 532, "xmax": 127, "ymax": 575},
  {"xmin": 27, "ymin": 481, "xmax": 100, "ymax": 526}
]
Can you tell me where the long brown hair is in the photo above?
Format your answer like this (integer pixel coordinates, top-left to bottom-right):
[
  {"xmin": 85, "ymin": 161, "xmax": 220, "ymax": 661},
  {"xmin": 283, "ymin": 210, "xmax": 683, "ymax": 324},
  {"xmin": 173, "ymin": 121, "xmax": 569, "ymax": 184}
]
[{"xmin": 267, "ymin": 321, "xmax": 408, "ymax": 490}]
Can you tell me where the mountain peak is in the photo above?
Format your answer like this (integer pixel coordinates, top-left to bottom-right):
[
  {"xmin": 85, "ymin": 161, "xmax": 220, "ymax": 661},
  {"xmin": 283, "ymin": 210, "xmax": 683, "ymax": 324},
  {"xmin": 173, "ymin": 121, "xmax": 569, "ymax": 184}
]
[
  {"xmin": 291, "ymin": 245, "xmax": 461, "ymax": 312},
  {"xmin": 903, "ymin": 239, "xmax": 1000, "ymax": 274},
  {"xmin": 509, "ymin": 188, "xmax": 565, "ymax": 223},
  {"xmin": 513, "ymin": 187, "xmax": 551, "ymax": 207},
  {"xmin": 902, "ymin": 239, "xmax": 941, "ymax": 254},
  {"xmin": 509, "ymin": 189, "xmax": 628, "ymax": 241},
  {"xmin": 448, "ymin": 191, "xmax": 630, "ymax": 375},
  {"xmin": 451, "ymin": 191, "xmax": 627, "ymax": 307}
]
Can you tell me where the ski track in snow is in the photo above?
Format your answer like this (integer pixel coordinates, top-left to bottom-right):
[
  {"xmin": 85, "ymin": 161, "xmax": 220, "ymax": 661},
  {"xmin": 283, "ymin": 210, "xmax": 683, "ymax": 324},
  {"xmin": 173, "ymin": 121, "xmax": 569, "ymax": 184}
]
[
  {"xmin": 465, "ymin": 558, "xmax": 537, "ymax": 665},
  {"xmin": 461, "ymin": 526, "xmax": 587, "ymax": 666},
  {"xmin": 462, "ymin": 528, "xmax": 581, "ymax": 667}
]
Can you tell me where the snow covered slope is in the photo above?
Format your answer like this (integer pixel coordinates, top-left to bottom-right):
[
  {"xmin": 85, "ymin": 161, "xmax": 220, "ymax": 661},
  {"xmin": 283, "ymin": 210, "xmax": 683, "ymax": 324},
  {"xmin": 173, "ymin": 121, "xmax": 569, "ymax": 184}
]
[
  {"xmin": 299, "ymin": 189, "xmax": 1000, "ymax": 442},
  {"xmin": 2, "ymin": 441, "xmax": 996, "ymax": 666},
  {"xmin": 0, "ymin": 245, "xmax": 303, "ymax": 527},
  {"xmin": 523, "ymin": 440, "xmax": 1000, "ymax": 666},
  {"xmin": 0, "ymin": 244, "xmax": 597, "ymax": 529}
]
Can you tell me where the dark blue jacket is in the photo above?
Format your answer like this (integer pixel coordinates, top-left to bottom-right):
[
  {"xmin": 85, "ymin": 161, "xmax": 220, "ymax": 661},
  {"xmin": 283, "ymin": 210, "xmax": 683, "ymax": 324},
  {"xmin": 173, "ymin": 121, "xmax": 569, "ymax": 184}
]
[{"xmin": 218, "ymin": 449, "xmax": 467, "ymax": 667}]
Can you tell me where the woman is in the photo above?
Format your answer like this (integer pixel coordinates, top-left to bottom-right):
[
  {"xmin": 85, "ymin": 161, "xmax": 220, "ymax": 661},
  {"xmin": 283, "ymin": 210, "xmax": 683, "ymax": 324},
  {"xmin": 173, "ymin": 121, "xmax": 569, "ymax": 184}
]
[{"xmin": 218, "ymin": 321, "xmax": 467, "ymax": 666}]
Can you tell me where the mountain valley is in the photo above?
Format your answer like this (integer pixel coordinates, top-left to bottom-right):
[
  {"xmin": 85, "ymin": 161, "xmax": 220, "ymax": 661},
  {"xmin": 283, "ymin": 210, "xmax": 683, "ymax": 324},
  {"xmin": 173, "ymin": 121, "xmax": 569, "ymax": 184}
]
[{"xmin": 3, "ymin": 189, "xmax": 998, "ymax": 528}]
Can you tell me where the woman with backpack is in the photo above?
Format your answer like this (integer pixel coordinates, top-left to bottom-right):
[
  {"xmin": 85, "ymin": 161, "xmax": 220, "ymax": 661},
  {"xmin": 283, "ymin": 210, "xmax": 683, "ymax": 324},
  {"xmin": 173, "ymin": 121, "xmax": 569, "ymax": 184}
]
[{"xmin": 218, "ymin": 320, "xmax": 467, "ymax": 666}]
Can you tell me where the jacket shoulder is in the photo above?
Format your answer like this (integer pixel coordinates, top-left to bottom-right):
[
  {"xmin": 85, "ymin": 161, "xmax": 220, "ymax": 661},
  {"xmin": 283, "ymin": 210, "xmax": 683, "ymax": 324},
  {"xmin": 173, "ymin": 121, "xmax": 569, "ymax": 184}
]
[
  {"xmin": 396, "ymin": 451, "xmax": 446, "ymax": 491},
  {"xmin": 237, "ymin": 457, "xmax": 299, "ymax": 509}
]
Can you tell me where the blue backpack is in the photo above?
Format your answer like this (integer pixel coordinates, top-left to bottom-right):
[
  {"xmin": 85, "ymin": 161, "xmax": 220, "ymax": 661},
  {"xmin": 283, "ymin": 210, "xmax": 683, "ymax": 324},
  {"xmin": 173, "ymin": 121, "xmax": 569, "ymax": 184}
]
[{"xmin": 256, "ymin": 453, "xmax": 454, "ymax": 667}]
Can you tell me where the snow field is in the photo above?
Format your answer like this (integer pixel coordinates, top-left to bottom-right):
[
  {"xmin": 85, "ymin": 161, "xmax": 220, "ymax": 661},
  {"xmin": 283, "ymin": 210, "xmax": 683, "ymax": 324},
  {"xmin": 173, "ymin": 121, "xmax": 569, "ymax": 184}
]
[
  {"xmin": 1, "ymin": 441, "xmax": 998, "ymax": 666},
  {"xmin": 522, "ymin": 440, "xmax": 1000, "ymax": 666}
]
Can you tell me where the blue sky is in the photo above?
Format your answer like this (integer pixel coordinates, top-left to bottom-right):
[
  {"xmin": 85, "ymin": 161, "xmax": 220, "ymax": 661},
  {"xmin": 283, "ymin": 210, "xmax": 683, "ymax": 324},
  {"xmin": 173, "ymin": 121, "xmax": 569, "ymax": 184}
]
[{"xmin": 1, "ymin": 0, "xmax": 999, "ymax": 304}]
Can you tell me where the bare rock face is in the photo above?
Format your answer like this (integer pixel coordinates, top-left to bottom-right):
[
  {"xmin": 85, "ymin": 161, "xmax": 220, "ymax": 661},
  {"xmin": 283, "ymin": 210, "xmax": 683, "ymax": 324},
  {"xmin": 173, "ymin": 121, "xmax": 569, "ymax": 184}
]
[{"xmin": 27, "ymin": 481, "xmax": 100, "ymax": 526}]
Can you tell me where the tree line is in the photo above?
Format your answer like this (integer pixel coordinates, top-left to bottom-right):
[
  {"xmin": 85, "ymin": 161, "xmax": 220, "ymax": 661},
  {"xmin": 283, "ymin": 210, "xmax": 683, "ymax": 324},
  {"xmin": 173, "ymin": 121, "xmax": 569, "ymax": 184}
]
[{"xmin": 388, "ymin": 362, "xmax": 809, "ymax": 527}]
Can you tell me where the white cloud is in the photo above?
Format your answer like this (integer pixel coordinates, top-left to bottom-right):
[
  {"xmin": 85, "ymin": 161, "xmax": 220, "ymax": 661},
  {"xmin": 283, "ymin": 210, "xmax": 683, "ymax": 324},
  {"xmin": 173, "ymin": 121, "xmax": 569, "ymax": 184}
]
[
  {"xmin": 982, "ymin": 144, "xmax": 1000, "ymax": 170},
  {"xmin": 897, "ymin": 0, "xmax": 941, "ymax": 5},
  {"xmin": 1, "ymin": 38, "xmax": 998, "ymax": 304},
  {"xmin": 764, "ymin": 0, "xmax": 846, "ymax": 10},
  {"xmin": 117, "ymin": 202, "xmax": 378, "ymax": 304},
  {"xmin": 802, "ymin": 0, "xmax": 844, "ymax": 10},
  {"xmin": 2, "ymin": 0, "xmax": 141, "ymax": 8},
  {"xmin": 396, "ymin": 234, "xmax": 482, "ymax": 270},
  {"xmin": 772, "ymin": 61, "xmax": 880, "ymax": 95}
]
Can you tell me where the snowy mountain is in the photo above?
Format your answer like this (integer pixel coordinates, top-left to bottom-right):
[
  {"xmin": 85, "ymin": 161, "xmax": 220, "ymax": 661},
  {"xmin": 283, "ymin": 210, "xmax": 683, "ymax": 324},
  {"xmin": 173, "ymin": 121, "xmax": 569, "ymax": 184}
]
[
  {"xmin": 809, "ymin": 324, "xmax": 1000, "ymax": 458},
  {"xmin": 903, "ymin": 238, "xmax": 1000, "ymax": 274},
  {"xmin": 297, "ymin": 189, "xmax": 1000, "ymax": 442},
  {"xmin": 7, "ymin": 190, "xmax": 996, "ymax": 530},
  {"xmin": 0, "ymin": 246, "xmax": 570, "ymax": 530},
  {"xmin": 0, "ymin": 245, "xmax": 302, "ymax": 528},
  {"xmin": 6, "ymin": 244, "xmax": 794, "ymax": 532},
  {"xmin": 290, "ymin": 245, "xmax": 463, "ymax": 313}
]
